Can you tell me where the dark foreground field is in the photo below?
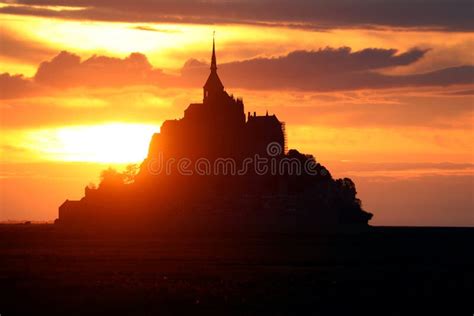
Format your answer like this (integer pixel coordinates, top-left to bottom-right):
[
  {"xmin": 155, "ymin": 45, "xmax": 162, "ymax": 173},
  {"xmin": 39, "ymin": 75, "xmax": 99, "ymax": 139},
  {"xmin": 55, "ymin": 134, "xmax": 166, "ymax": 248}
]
[{"xmin": 0, "ymin": 225, "xmax": 473, "ymax": 315}]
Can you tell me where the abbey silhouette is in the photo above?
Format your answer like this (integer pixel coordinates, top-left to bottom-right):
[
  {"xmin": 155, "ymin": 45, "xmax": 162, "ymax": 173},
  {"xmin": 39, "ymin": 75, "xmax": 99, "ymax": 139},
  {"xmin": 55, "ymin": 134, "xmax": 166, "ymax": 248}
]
[{"xmin": 57, "ymin": 38, "xmax": 372, "ymax": 231}]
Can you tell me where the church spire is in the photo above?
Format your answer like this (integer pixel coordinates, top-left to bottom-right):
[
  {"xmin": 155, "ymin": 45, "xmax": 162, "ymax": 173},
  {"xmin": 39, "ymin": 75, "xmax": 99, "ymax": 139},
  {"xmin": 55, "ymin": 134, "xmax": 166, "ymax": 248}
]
[
  {"xmin": 211, "ymin": 31, "xmax": 217, "ymax": 72},
  {"xmin": 203, "ymin": 31, "xmax": 224, "ymax": 101}
]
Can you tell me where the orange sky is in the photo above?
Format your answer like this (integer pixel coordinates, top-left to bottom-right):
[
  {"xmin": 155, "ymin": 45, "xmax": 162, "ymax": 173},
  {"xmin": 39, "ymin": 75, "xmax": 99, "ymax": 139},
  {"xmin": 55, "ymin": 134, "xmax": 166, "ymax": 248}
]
[{"xmin": 0, "ymin": 1, "xmax": 473, "ymax": 225}]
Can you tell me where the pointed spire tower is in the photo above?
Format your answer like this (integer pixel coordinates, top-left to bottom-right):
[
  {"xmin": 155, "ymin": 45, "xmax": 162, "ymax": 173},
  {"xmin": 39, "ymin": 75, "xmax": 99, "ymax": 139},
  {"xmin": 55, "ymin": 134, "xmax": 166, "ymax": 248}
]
[
  {"xmin": 203, "ymin": 32, "xmax": 224, "ymax": 102},
  {"xmin": 211, "ymin": 33, "xmax": 217, "ymax": 72}
]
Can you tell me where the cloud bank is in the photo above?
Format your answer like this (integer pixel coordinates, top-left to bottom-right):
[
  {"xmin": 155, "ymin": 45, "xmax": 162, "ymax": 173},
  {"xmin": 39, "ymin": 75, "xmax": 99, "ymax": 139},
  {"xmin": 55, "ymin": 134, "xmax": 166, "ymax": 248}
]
[
  {"xmin": 1, "ymin": 0, "xmax": 473, "ymax": 31},
  {"xmin": 1, "ymin": 47, "xmax": 472, "ymax": 99}
]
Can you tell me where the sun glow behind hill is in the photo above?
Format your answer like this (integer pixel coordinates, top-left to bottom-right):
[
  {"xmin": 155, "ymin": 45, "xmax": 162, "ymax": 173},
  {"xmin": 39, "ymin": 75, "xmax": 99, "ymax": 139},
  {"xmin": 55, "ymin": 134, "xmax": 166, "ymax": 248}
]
[{"xmin": 21, "ymin": 123, "xmax": 159, "ymax": 163}]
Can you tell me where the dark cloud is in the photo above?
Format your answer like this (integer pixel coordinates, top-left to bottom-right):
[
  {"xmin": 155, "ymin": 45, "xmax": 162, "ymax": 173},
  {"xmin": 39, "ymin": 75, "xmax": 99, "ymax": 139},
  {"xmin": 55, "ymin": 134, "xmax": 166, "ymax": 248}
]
[
  {"xmin": 34, "ymin": 51, "xmax": 171, "ymax": 88},
  {"xmin": 0, "ymin": 51, "xmax": 173, "ymax": 99},
  {"xmin": 1, "ymin": 0, "xmax": 473, "ymax": 32},
  {"xmin": 442, "ymin": 89, "xmax": 474, "ymax": 95},
  {"xmin": 0, "ymin": 73, "xmax": 38, "ymax": 99},
  {"xmin": 183, "ymin": 47, "xmax": 473, "ymax": 91},
  {"xmin": 226, "ymin": 47, "xmax": 428, "ymax": 73},
  {"xmin": 1, "ymin": 47, "xmax": 473, "ymax": 100},
  {"xmin": 0, "ymin": 29, "xmax": 57, "ymax": 63}
]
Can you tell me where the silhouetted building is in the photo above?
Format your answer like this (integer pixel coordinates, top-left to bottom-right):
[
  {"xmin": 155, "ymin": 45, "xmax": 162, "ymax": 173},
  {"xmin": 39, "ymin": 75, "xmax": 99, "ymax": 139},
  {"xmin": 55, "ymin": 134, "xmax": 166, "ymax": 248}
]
[
  {"xmin": 57, "ymin": 37, "xmax": 372, "ymax": 231},
  {"xmin": 148, "ymin": 37, "xmax": 283, "ymax": 161}
]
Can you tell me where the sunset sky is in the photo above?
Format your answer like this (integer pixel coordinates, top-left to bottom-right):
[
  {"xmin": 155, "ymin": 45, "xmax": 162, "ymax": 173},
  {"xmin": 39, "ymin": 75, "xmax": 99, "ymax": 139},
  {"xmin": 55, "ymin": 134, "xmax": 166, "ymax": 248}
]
[{"xmin": 1, "ymin": 0, "xmax": 473, "ymax": 225}]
